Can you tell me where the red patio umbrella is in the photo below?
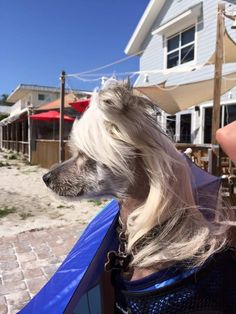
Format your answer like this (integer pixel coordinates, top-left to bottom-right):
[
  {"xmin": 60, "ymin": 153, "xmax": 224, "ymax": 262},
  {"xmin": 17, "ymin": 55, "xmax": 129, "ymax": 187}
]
[
  {"xmin": 30, "ymin": 110, "xmax": 74, "ymax": 140},
  {"xmin": 69, "ymin": 99, "xmax": 90, "ymax": 113},
  {"xmin": 30, "ymin": 110, "xmax": 74, "ymax": 121}
]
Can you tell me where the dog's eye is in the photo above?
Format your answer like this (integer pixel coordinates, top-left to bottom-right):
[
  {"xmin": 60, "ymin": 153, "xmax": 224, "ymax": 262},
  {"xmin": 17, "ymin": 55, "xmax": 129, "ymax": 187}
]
[{"xmin": 78, "ymin": 151, "xmax": 86, "ymax": 158}]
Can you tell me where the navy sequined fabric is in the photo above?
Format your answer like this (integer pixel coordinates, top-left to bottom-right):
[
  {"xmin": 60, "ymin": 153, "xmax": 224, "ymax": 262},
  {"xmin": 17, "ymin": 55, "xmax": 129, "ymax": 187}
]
[{"xmin": 113, "ymin": 250, "xmax": 236, "ymax": 314}]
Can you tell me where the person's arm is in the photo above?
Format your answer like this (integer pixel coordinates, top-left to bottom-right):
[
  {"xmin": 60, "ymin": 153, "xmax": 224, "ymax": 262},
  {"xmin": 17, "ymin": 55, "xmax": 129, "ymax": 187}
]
[{"xmin": 216, "ymin": 121, "xmax": 236, "ymax": 164}]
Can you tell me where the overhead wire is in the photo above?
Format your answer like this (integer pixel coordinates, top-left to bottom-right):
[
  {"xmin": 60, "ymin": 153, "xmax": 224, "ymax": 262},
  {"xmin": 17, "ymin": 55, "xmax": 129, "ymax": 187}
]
[
  {"xmin": 66, "ymin": 11, "xmax": 236, "ymax": 94},
  {"xmin": 65, "ymin": 17, "xmax": 209, "ymax": 79}
]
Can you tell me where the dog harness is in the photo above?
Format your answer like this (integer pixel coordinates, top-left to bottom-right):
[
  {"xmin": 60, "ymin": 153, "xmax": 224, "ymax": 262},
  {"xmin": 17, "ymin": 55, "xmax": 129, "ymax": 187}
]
[{"xmin": 112, "ymin": 249, "xmax": 236, "ymax": 314}]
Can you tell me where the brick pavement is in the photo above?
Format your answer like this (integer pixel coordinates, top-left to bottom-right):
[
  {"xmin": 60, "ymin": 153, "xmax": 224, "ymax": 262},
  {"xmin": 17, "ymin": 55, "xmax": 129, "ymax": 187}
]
[{"xmin": 0, "ymin": 225, "xmax": 84, "ymax": 314}]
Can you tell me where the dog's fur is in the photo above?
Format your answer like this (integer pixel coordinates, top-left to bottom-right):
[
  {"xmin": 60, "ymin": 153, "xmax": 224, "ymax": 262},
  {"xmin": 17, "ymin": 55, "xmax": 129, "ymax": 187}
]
[{"xmin": 43, "ymin": 80, "xmax": 234, "ymax": 280}]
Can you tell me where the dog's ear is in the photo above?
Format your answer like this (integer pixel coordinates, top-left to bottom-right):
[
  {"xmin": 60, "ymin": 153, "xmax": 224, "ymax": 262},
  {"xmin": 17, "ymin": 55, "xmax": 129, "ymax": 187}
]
[
  {"xmin": 98, "ymin": 83, "xmax": 135, "ymax": 116},
  {"xmin": 104, "ymin": 121, "xmax": 121, "ymax": 138},
  {"xmin": 123, "ymin": 77, "xmax": 132, "ymax": 91}
]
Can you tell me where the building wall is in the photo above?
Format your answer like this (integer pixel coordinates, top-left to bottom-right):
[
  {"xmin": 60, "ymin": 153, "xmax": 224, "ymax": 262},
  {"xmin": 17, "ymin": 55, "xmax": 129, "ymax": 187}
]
[
  {"xmin": 30, "ymin": 91, "xmax": 60, "ymax": 108},
  {"xmin": 9, "ymin": 91, "xmax": 60, "ymax": 116},
  {"xmin": 133, "ymin": 0, "xmax": 236, "ymax": 144},
  {"xmin": 136, "ymin": 0, "xmax": 236, "ymax": 86}
]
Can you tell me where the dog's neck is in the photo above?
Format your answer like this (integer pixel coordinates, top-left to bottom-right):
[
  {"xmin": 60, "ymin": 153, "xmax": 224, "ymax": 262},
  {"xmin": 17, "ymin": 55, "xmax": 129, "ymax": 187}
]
[
  {"xmin": 119, "ymin": 197, "xmax": 142, "ymax": 226},
  {"xmin": 119, "ymin": 157, "xmax": 149, "ymax": 225},
  {"xmin": 119, "ymin": 197, "xmax": 167, "ymax": 281},
  {"xmin": 118, "ymin": 159, "xmax": 165, "ymax": 281}
]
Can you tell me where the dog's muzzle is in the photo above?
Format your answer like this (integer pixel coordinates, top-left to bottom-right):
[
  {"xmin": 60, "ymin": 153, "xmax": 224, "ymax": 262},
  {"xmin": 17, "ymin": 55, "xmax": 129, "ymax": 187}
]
[{"xmin": 42, "ymin": 172, "xmax": 52, "ymax": 186}]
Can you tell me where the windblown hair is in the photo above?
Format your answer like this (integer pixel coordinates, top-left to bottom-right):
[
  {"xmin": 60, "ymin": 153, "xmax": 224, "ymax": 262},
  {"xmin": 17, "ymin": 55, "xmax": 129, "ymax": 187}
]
[{"xmin": 71, "ymin": 80, "xmax": 234, "ymax": 269}]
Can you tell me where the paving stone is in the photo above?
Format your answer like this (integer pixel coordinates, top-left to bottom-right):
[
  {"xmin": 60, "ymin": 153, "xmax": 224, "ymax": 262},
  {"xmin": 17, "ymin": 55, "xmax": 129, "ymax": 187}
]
[
  {"xmin": 48, "ymin": 255, "xmax": 65, "ymax": 264},
  {"xmin": 39, "ymin": 253, "xmax": 54, "ymax": 260},
  {"xmin": 0, "ymin": 253, "xmax": 16, "ymax": 261},
  {"xmin": 0, "ymin": 261, "xmax": 19, "ymax": 271},
  {"xmin": 0, "ymin": 281, "xmax": 26, "ymax": 295},
  {"xmin": 42, "ymin": 265, "xmax": 59, "ymax": 278},
  {"xmin": 0, "ymin": 248, "xmax": 15, "ymax": 256},
  {"xmin": 17, "ymin": 233, "xmax": 34, "ymax": 243},
  {"xmin": 0, "ymin": 243, "xmax": 13, "ymax": 250},
  {"xmin": 17, "ymin": 252, "xmax": 36, "ymax": 263},
  {"xmin": 6, "ymin": 290, "xmax": 30, "ymax": 310},
  {"xmin": 51, "ymin": 244, "xmax": 71, "ymax": 256},
  {"xmin": 2, "ymin": 270, "xmax": 24, "ymax": 282},
  {"xmin": 0, "ymin": 295, "xmax": 7, "ymax": 306},
  {"xmin": 20, "ymin": 260, "xmax": 39, "ymax": 270},
  {"xmin": 33, "ymin": 243, "xmax": 50, "ymax": 253},
  {"xmin": 26, "ymin": 277, "xmax": 47, "ymax": 294},
  {"xmin": 14, "ymin": 244, "xmax": 32, "ymax": 254},
  {"xmin": 0, "ymin": 302, "xmax": 7, "ymax": 314},
  {"xmin": 23, "ymin": 268, "xmax": 43, "ymax": 279},
  {"xmin": 0, "ymin": 225, "xmax": 82, "ymax": 313}
]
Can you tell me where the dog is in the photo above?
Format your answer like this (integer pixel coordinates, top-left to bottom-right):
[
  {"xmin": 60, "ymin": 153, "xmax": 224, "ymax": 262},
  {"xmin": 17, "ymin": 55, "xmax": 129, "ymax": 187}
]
[{"xmin": 42, "ymin": 80, "xmax": 236, "ymax": 313}]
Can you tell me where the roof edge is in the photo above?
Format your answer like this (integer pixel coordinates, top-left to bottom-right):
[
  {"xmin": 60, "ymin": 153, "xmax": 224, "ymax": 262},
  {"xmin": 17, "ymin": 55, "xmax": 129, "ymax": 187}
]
[
  {"xmin": 125, "ymin": 0, "xmax": 165, "ymax": 56},
  {"xmin": 7, "ymin": 83, "xmax": 92, "ymax": 103}
]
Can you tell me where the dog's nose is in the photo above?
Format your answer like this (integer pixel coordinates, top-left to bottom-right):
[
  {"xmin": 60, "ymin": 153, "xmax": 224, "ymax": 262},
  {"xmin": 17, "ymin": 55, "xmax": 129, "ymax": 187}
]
[{"xmin": 42, "ymin": 172, "xmax": 52, "ymax": 186}]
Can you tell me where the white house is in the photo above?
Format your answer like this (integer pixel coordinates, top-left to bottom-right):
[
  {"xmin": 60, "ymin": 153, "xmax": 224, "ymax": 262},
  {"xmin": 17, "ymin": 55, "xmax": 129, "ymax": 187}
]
[
  {"xmin": 5, "ymin": 84, "xmax": 90, "ymax": 117},
  {"xmin": 125, "ymin": 0, "xmax": 236, "ymax": 144}
]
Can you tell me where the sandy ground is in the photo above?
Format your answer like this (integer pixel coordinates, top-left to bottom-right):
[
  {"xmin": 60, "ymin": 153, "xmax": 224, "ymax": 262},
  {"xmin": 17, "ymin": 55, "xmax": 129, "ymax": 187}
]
[{"xmin": 0, "ymin": 149, "xmax": 109, "ymax": 237}]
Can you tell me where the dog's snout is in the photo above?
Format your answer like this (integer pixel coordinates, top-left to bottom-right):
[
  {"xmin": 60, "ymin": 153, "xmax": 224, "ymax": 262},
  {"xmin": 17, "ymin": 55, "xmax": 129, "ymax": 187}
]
[{"xmin": 42, "ymin": 172, "xmax": 52, "ymax": 186}]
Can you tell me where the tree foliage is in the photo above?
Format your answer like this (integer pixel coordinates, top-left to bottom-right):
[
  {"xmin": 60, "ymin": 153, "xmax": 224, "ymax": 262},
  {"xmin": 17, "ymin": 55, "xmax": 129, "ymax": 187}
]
[{"xmin": 0, "ymin": 94, "xmax": 12, "ymax": 106}]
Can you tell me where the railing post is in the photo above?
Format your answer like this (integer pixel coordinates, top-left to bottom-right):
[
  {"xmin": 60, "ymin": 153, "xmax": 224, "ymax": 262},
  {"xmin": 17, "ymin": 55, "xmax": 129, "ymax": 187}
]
[{"xmin": 59, "ymin": 70, "xmax": 66, "ymax": 163}]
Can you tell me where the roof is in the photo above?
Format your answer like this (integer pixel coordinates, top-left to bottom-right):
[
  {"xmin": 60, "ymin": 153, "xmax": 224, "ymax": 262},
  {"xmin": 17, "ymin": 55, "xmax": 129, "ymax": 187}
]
[
  {"xmin": 30, "ymin": 110, "xmax": 74, "ymax": 121},
  {"xmin": 0, "ymin": 108, "xmax": 28, "ymax": 126},
  {"xmin": 7, "ymin": 84, "xmax": 91, "ymax": 103},
  {"xmin": 125, "ymin": 0, "xmax": 165, "ymax": 55},
  {"xmin": 36, "ymin": 94, "xmax": 81, "ymax": 111}
]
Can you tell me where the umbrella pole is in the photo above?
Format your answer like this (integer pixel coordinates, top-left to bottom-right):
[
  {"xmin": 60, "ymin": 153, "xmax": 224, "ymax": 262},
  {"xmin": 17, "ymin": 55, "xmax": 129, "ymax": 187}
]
[
  {"xmin": 53, "ymin": 120, "xmax": 55, "ymax": 140},
  {"xmin": 211, "ymin": 3, "xmax": 225, "ymax": 175},
  {"xmin": 59, "ymin": 70, "xmax": 65, "ymax": 163}
]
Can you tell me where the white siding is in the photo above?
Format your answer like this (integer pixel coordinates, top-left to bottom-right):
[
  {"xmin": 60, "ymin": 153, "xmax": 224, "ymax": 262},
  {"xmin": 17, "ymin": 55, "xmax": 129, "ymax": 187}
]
[
  {"xmin": 135, "ymin": 0, "xmax": 236, "ymax": 87},
  {"xmin": 132, "ymin": 0, "xmax": 236, "ymax": 144}
]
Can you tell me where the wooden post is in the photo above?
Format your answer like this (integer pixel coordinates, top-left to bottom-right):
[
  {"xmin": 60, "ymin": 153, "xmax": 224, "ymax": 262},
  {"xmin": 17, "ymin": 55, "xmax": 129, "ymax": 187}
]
[
  {"xmin": 15, "ymin": 122, "xmax": 19, "ymax": 152},
  {"xmin": 211, "ymin": 3, "xmax": 225, "ymax": 175},
  {"xmin": 59, "ymin": 70, "xmax": 66, "ymax": 163},
  {"xmin": 6, "ymin": 125, "xmax": 8, "ymax": 149},
  {"xmin": 21, "ymin": 120, "xmax": 24, "ymax": 154},
  {"xmin": 11, "ymin": 123, "xmax": 14, "ymax": 150}
]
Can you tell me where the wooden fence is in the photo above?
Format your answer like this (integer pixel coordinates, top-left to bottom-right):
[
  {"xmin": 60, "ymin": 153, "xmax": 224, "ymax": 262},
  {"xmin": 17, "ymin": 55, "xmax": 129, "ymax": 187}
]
[
  {"xmin": 31, "ymin": 140, "xmax": 71, "ymax": 169},
  {"xmin": 2, "ymin": 140, "xmax": 29, "ymax": 155}
]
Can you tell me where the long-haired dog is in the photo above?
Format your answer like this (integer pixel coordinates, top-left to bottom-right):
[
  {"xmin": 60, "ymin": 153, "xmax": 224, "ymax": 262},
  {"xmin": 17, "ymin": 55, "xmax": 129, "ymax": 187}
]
[{"xmin": 43, "ymin": 81, "xmax": 234, "ymax": 280}]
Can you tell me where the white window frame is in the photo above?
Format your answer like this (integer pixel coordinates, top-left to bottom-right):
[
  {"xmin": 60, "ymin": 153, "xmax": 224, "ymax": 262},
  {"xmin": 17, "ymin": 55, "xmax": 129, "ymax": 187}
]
[
  {"xmin": 165, "ymin": 114, "xmax": 177, "ymax": 141},
  {"xmin": 164, "ymin": 24, "xmax": 197, "ymax": 70},
  {"xmin": 179, "ymin": 111, "xmax": 193, "ymax": 143},
  {"xmin": 200, "ymin": 101, "xmax": 236, "ymax": 144}
]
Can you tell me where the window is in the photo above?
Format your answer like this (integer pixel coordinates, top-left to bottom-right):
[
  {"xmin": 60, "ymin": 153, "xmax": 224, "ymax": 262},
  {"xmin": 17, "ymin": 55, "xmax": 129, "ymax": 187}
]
[
  {"xmin": 203, "ymin": 105, "xmax": 236, "ymax": 144},
  {"xmin": 180, "ymin": 113, "xmax": 191, "ymax": 143},
  {"xmin": 166, "ymin": 115, "xmax": 176, "ymax": 140},
  {"xmin": 166, "ymin": 26, "xmax": 195, "ymax": 69},
  {"xmin": 38, "ymin": 94, "xmax": 45, "ymax": 101},
  {"xmin": 224, "ymin": 104, "xmax": 236, "ymax": 125}
]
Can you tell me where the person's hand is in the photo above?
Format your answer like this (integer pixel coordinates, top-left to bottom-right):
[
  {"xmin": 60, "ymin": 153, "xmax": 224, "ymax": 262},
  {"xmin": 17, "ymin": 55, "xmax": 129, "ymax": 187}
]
[{"xmin": 216, "ymin": 121, "xmax": 236, "ymax": 164}]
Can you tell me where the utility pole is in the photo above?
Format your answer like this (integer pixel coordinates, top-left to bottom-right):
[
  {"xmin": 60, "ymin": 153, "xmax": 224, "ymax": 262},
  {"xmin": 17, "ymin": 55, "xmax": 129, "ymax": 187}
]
[
  {"xmin": 59, "ymin": 70, "xmax": 65, "ymax": 163},
  {"xmin": 211, "ymin": 3, "xmax": 225, "ymax": 174}
]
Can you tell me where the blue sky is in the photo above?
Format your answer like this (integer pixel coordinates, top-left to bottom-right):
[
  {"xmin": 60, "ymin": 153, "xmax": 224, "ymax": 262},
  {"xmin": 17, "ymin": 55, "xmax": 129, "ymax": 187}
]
[{"xmin": 0, "ymin": 0, "xmax": 149, "ymax": 95}]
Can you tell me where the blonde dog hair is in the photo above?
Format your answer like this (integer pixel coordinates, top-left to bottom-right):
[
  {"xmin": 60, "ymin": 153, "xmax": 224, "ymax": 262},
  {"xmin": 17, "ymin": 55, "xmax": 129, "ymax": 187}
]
[{"xmin": 71, "ymin": 80, "xmax": 234, "ymax": 269}]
